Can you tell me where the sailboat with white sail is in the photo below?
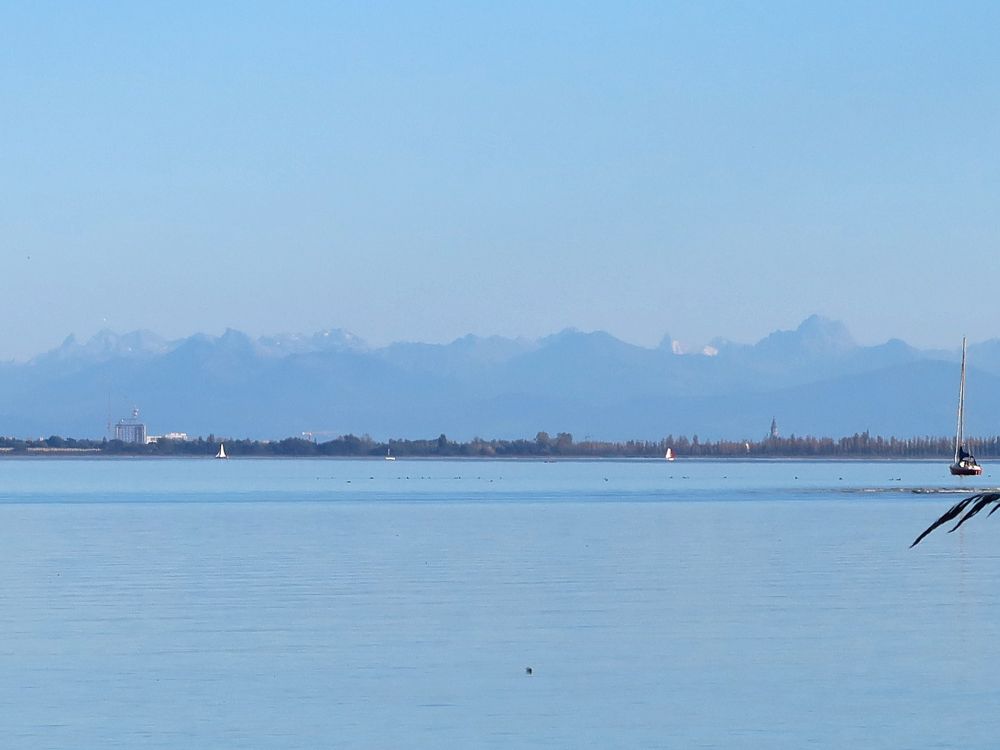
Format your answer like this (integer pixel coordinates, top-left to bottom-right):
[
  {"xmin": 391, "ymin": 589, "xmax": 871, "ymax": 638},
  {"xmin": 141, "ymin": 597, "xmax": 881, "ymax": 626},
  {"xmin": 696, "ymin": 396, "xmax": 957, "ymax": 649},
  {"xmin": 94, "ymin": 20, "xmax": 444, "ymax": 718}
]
[
  {"xmin": 949, "ymin": 337, "xmax": 982, "ymax": 476},
  {"xmin": 216, "ymin": 443, "xmax": 228, "ymax": 460}
]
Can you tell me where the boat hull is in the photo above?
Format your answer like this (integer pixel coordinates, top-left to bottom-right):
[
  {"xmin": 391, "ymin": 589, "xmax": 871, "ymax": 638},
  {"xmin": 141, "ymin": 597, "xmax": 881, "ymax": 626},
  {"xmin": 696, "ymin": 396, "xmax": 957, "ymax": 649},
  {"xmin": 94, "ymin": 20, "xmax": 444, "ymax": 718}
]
[{"xmin": 949, "ymin": 463, "xmax": 983, "ymax": 476}]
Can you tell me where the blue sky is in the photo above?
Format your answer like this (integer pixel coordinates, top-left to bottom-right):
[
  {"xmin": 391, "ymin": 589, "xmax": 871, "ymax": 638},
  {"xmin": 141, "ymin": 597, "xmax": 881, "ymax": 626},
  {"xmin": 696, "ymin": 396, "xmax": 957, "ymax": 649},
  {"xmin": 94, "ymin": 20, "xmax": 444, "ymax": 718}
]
[{"xmin": 2, "ymin": 1, "xmax": 998, "ymax": 359}]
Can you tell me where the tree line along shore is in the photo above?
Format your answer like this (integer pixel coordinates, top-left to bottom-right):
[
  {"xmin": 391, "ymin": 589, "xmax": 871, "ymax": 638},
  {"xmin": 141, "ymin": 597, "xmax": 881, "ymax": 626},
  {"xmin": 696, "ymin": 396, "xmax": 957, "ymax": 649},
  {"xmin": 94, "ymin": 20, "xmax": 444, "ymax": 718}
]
[{"xmin": 1, "ymin": 431, "xmax": 998, "ymax": 459}]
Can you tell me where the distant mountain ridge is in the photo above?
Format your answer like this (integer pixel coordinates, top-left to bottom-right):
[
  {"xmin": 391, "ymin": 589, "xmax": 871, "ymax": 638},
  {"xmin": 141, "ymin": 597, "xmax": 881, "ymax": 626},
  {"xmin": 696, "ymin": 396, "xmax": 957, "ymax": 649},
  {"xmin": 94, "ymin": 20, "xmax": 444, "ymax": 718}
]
[{"xmin": 1, "ymin": 316, "xmax": 996, "ymax": 441}]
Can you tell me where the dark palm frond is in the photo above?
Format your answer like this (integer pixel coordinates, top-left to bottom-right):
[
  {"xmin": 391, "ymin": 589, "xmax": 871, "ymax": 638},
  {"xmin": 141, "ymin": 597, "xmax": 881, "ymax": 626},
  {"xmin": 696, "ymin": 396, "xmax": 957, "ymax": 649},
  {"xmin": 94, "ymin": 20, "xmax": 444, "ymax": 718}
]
[
  {"xmin": 910, "ymin": 494, "xmax": 992, "ymax": 548},
  {"xmin": 947, "ymin": 493, "xmax": 1000, "ymax": 533}
]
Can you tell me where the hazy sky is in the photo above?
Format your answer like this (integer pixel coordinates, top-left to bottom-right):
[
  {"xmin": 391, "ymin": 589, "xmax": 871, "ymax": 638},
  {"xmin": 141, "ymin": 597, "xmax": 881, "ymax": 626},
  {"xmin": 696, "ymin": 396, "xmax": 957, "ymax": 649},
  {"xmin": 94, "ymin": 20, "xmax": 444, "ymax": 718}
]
[{"xmin": 2, "ymin": 1, "xmax": 998, "ymax": 359}]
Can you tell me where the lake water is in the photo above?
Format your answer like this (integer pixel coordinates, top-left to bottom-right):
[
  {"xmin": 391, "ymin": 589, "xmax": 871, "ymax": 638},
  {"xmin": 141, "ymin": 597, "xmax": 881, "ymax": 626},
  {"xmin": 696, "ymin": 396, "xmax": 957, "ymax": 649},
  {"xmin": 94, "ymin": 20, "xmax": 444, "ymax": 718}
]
[{"xmin": 1, "ymin": 458, "xmax": 998, "ymax": 748}]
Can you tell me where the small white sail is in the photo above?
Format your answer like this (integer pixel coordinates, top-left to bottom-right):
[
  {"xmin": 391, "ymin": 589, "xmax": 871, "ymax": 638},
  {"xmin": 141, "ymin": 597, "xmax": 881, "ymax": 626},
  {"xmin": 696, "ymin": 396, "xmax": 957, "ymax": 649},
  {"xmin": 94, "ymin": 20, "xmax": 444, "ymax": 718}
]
[
  {"xmin": 216, "ymin": 443, "xmax": 227, "ymax": 459},
  {"xmin": 665, "ymin": 448, "xmax": 675, "ymax": 461}
]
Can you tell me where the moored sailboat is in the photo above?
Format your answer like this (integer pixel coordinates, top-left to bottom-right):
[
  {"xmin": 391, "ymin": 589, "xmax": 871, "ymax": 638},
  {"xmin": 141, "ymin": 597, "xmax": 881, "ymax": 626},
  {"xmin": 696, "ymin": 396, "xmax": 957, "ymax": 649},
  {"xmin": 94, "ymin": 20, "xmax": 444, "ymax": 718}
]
[{"xmin": 949, "ymin": 337, "xmax": 982, "ymax": 476}]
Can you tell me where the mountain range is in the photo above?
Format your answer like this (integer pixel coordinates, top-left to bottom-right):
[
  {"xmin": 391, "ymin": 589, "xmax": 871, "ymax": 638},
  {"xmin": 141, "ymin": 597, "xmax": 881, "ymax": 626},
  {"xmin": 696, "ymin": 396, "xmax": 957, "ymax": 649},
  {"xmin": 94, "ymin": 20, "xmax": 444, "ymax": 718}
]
[{"xmin": 2, "ymin": 315, "xmax": 998, "ymax": 441}]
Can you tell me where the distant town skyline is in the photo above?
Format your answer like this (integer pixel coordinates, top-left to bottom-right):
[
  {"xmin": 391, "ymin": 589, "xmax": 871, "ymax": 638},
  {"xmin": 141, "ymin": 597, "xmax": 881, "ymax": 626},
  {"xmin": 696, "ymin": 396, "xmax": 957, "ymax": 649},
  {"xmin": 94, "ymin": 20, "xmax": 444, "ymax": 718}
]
[{"xmin": 3, "ymin": 3, "xmax": 999, "ymax": 360}]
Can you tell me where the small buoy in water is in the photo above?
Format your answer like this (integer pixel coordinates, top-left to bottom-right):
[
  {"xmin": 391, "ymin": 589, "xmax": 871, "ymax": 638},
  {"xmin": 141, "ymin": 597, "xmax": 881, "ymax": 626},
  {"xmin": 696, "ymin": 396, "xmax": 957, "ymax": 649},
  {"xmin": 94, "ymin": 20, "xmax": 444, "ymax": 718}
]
[{"xmin": 525, "ymin": 667, "xmax": 533, "ymax": 675}]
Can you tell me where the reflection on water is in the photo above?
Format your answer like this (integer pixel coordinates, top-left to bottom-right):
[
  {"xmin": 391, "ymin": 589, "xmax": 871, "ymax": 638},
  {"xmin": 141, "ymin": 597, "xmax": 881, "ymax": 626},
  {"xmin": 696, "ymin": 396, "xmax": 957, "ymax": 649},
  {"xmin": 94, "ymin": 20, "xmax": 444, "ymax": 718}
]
[{"xmin": 0, "ymin": 459, "xmax": 998, "ymax": 748}]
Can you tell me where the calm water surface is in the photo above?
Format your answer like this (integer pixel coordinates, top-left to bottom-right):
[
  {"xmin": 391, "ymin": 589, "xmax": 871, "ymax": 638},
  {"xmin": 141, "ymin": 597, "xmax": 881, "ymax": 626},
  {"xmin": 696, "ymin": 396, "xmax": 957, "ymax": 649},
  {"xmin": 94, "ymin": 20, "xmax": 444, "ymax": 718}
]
[{"xmin": 1, "ymin": 458, "xmax": 998, "ymax": 748}]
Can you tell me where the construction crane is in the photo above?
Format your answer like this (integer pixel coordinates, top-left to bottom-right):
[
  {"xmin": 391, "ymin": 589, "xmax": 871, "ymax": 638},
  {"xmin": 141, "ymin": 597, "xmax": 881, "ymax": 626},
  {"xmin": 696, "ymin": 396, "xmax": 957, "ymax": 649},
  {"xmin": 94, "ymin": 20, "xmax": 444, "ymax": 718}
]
[{"xmin": 301, "ymin": 431, "xmax": 339, "ymax": 444}]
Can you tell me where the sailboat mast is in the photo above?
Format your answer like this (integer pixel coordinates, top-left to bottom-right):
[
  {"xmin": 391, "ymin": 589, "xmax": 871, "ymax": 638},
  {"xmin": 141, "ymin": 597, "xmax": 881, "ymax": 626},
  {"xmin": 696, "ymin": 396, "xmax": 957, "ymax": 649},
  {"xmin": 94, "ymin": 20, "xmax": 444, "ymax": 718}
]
[{"xmin": 955, "ymin": 337, "xmax": 967, "ymax": 463}]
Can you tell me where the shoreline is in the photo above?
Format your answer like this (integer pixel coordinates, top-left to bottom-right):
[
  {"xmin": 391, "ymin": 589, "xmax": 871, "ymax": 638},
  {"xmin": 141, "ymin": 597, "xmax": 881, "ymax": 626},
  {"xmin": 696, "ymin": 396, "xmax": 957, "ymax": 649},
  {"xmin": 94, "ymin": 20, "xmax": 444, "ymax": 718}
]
[{"xmin": 0, "ymin": 453, "xmax": 968, "ymax": 463}]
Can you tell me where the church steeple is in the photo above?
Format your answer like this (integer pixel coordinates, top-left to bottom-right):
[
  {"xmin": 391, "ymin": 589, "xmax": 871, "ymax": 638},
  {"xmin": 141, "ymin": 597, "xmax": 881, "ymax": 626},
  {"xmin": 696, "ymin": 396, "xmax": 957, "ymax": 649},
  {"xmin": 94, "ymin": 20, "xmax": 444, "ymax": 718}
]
[{"xmin": 770, "ymin": 417, "xmax": 779, "ymax": 439}]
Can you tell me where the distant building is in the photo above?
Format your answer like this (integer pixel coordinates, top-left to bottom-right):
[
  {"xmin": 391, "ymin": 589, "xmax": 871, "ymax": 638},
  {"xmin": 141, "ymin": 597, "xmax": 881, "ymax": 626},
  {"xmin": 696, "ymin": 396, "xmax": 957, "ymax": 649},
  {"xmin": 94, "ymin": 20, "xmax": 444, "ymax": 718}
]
[
  {"xmin": 146, "ymin": 431, "xmax": 188, "ymax": 444},
  {"xmin": 115, "ymin": 407, "xmax": 146, "ymax": 444},
  {"xmin": 770, "ymin": 417, "xmax": 779, "ymax": 439}
]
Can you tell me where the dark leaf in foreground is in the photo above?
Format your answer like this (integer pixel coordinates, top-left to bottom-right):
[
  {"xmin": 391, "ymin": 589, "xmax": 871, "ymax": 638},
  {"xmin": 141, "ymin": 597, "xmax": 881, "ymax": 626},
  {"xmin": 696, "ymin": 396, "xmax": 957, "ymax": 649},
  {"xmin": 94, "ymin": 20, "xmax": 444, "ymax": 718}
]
[
  {"xmin": 948, "ymin": 493, "xmax": 1000, "ymax": 533},
  {"xmin": 911, "ymin": 493, "xmax": 1000, "ymax": 547}
]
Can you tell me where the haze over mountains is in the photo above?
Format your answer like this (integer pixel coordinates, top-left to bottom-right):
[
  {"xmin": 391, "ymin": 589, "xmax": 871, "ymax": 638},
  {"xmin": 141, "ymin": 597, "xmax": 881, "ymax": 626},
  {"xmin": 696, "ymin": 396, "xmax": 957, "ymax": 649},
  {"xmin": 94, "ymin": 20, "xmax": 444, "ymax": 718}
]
[{"xmin": 3, "ymin": 316, "xmax": 998, "ymax": 441}]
